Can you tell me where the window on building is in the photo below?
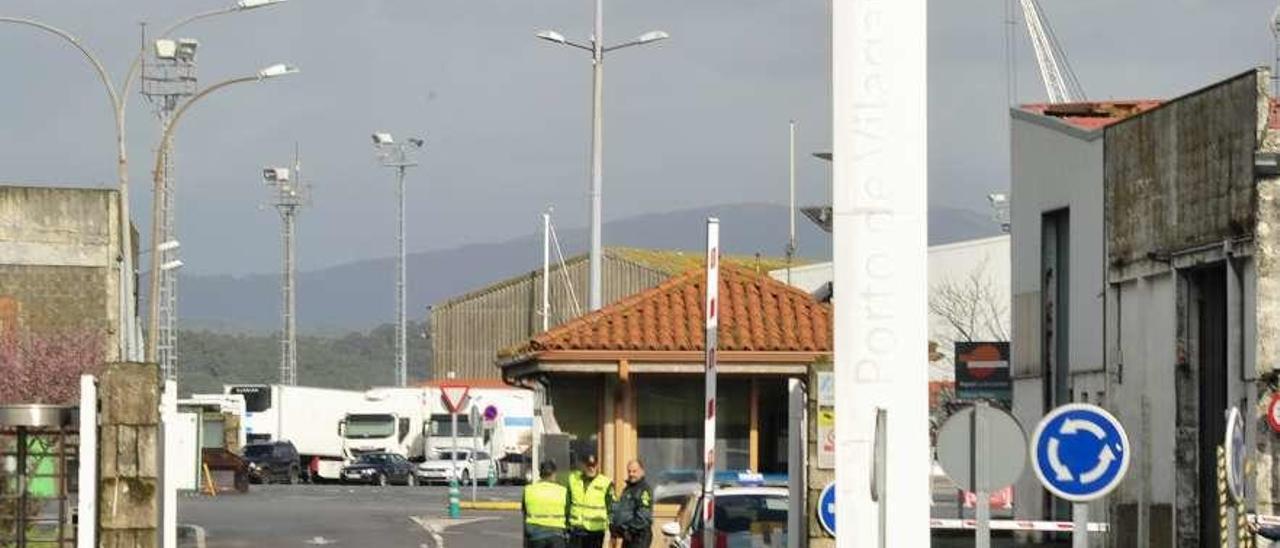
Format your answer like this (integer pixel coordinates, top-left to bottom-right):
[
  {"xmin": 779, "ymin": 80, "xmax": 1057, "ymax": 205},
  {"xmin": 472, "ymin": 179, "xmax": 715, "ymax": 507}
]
[{"xmin": 636, "ymin": 377, "xmax": 749, "ymax": 489}]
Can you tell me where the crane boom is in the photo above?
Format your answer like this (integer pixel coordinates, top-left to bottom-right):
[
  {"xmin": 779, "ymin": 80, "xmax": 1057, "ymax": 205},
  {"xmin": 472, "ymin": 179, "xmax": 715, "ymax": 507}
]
[{"xmin": 1018, "ymin": 0, "xmax": 1085, "ymax": 103}]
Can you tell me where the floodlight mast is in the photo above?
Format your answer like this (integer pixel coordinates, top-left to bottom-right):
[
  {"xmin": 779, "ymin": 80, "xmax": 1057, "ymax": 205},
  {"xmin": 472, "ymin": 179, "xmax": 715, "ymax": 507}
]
[{"xmin": 373, "ymin": 133, "xmax": 424, "ymax": 387}]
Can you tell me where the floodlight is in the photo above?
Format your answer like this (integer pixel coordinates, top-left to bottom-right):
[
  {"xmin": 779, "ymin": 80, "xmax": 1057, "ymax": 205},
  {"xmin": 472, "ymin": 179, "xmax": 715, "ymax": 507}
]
[
  {"xmin": 175, "ymin": 39, "xmax": 199, "ymax": 63},
  {"xmin": 263, "ymin": 167, "xmax": 291, "ymax": 183},
  {"xmin": 407, "ymin": 138, "xmax": 425, "ymax": 148},
  {"xmin": 987, "ymin": 193, "xmax": 1009, "ymax": 207},
  {"xmin": 156, "ymin": 240, "xmax": 181, "ymax": 253},
  {"xmin": 154, "ymin": 39, "xmax": 178, "ymax": 60},
  {"xmin": 372, "ymin": 133, "xmax": 394, "ymax": 146},
  {"xmin": 160, "ymin": 259, "xmax": 185, "ymax": 271}
]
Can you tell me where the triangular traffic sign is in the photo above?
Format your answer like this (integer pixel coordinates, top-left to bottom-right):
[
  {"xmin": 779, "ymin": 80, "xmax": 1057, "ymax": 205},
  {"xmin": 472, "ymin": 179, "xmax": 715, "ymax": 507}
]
[{"xmin": 440, "ymin": 384, "xmax": 470, "ymax": 413}]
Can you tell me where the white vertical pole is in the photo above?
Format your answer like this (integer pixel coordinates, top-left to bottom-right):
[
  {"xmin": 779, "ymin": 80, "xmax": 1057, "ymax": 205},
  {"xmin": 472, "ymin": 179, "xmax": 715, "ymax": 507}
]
[
  {"xmin": 587, "ymin": 0, "xmax": 605, "ymax": 312},
  {"xmin": 832, "ymin": 0, "xmax": 930, "ymax": 545},
  {"xmin": 787, "ymin": 120, "xmax": 796, "ymax": 285},
  {"xmin": 787, "ymin": 378, "xmax": 806, "ymax": 548},
  {"xmin": 702, "ymin": 218, "xmax": 720, "ymax": 548},
  {"xmin": 161, "ymin": 380, "xmax": 177, "ymax": 548},
  {"xmin": 1073, "ymin": 503, "xmax": 1088, "ymax": 548},
  {"xmin": 543, "ymin": 211, "xmax": 551, "ymax": 332},
  {"xmin": 77, "ymin": 375, "xmax": 97, "ymax": 548}
]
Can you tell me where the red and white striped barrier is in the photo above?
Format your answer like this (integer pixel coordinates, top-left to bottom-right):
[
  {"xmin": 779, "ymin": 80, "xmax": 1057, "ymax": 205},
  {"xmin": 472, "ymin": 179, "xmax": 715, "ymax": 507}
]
[{"xmin": 929, "ymin": 518, "xmax": 1110, "ymax": 533}]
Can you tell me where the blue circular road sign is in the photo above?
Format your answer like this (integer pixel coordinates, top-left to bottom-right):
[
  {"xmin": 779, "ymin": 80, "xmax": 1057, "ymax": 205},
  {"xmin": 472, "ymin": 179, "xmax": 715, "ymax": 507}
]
[
  {"xmin": 1030, "ymin": 403, "xmax": 1130, "ymax": 502},
  {"xmin": 1226, "ymin": 406, "xmax": 1246, "ymax": 504},
  {"xmin": 817, "ymin": 482, "xmax": 836, "ymax": 537}
]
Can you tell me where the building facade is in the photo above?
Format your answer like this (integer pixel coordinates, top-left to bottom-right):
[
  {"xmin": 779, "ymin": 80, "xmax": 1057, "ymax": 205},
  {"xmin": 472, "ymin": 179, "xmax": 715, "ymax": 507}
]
[
  {"xmin": 1011, "ymin": 69, "xmax": 1280, "ymax": 546},
  {"xmin": 0, "ymin": 185, "xmax": 133, "ymax": 362}
]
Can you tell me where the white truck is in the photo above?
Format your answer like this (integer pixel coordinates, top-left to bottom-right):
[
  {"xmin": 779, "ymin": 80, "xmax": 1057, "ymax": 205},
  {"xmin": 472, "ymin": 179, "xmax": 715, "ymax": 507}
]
[
  {"xmin": 224, "ymin": 384, "xmax": 368, "ymax": 480},
  {"xmin": 423, "ymin": 386, "xmax": 535, "ymax": 482},
  {"xmin": 338, "ymin": 387, "xmax": 432, "ymax": 462}
]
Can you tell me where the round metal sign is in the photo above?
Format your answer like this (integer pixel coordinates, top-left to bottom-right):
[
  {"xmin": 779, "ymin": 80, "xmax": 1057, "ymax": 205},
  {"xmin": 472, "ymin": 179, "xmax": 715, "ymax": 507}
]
[
  {"xmin": 1030, "ymin": 403, "xmax": 1131, "ymax": 502},
  {"xmin": 817, "ymin": 482, "xmax": 836, "ymax": 537},
  {"xmin": 1226, "ymin": 406, "xmax": 1246, "ymax": 504},
  {"xmin": 936, "ymin": 404, "xmax": 1027, "ymax": 492}
]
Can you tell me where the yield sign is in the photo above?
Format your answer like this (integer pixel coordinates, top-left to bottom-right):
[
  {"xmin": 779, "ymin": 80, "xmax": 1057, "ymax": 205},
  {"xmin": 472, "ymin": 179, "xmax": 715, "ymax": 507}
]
[{"xmin": 440, "ymin": 384, "xmax": 470, "ymax": 413}]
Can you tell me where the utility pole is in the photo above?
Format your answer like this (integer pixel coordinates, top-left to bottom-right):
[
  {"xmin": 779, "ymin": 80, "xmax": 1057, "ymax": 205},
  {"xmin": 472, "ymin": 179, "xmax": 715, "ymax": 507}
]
[
  {"xmin": 786, "ymin": 120, "xmax": 797, "ymax": 285},
  {"xmin": 542, "ymin": 210, "xmax": 552, "ymax": 332},
  {"xmin": 263, "ymin": 150, "xmax": 306, "ymax": 386},
  {"xmin": 373, "ymin": 133, "xmax": 424, "ymax": 387},
  {"xmin": 141, "ymin": 29, "xmax": 198, "ymax": 381}
]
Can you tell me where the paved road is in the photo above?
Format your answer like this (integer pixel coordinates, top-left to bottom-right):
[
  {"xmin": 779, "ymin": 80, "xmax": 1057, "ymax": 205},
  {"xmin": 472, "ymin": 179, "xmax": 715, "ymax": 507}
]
[{"xmin": 180, "ymin": 483, "xmax": 523, "ymax": 548}]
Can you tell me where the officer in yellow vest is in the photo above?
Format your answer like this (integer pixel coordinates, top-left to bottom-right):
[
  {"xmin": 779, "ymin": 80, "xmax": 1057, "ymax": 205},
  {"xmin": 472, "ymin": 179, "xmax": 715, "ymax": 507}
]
[
  {"xmin": 523, "ymin": 460, "xmax": 570, "ymax": 548},
  {"xmin": 567, "ymin": 454, "xmax": 614, "ymax": 548}
]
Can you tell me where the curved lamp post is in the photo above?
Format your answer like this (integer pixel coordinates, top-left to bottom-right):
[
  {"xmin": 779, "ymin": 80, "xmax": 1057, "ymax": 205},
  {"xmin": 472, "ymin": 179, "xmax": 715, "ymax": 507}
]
[
  {"xmin": 535, "ymin": 0, "xmax": 667, "ymax": 312},
  {"xmin": 144, "ymin": 63, "xmax": 299, "ymax": 363},
  {"xmin": 1, "ymin": 0, "xmax": 288, "ymax": 362}
]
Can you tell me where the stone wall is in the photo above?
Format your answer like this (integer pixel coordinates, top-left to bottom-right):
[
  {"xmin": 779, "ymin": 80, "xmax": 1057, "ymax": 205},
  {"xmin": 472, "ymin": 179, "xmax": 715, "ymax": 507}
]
[{"xmin": 98, "ymin": 362, "xmax": 161, "ymax": 547}]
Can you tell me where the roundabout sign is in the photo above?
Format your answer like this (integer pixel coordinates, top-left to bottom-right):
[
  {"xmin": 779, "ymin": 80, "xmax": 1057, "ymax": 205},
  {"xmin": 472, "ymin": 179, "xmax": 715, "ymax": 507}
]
[{"xmin": 1029, "ymin": 403, "xmax": 1130, "ymax": 502}]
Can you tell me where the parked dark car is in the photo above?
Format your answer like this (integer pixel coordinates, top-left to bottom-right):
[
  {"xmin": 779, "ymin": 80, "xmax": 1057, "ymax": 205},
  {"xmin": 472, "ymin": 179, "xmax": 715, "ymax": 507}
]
[
  {"xmin": 243, "ymin": 441, "xmax": 300, "ymax": 484},
  {"xmin": 340, "ymin": 452, "xmax": 417, "ymax": 486}
]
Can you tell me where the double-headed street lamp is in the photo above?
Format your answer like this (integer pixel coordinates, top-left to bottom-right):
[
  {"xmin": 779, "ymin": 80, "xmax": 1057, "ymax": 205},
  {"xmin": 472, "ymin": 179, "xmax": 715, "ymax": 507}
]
[
  {"xmin": 536, "ymin": 0, "xmax": 667, "ymax": 312},
  {"xmin": 144, "ymin": 63, "xmax": 300, "ymax": 363},
  {"xmin": 0, "ymin": 0, "xmax": 288, "ymax": 362}
]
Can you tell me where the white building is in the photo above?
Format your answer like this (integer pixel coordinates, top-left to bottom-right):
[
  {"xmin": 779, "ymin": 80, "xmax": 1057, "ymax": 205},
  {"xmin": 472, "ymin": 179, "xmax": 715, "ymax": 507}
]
[{"xmin": 770, "ymin": 234, "xmax": 1010, "ymax": 382}]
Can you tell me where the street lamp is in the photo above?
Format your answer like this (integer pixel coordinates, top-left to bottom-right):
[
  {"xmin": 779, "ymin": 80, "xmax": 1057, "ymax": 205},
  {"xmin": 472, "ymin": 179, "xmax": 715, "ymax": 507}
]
[
  {"xmin": 144, "ymin": 63, "xmax": 299, "ymax": 363},
  {"xmin": 535, "ymin": 0, "xmax": 668, "ymax": 311},
  {"xmin": 373, "ymin": 133, "xmax": 424, "ymax": 388},
  {"xmin": 0, "ymin": 0, "xmax": 289, "ymax": 362}
]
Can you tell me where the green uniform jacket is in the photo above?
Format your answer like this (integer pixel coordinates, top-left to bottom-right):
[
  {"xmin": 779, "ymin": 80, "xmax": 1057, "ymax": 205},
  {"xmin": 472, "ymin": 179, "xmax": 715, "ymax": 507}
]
[{"xmin": 610, "ymin": 478, "xmax": 653, "ymax": 537}]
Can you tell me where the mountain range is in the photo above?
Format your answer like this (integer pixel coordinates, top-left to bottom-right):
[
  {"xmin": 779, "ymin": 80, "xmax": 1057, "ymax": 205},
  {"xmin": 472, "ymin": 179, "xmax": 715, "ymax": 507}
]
[{"xmin": 177, "ymin": 203, "xmax": 1000, "ymax": 332}]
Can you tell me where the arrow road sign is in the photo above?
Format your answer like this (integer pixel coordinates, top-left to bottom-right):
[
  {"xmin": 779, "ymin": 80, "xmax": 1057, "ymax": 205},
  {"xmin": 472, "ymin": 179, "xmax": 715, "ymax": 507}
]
[{"xmin": 1030, "ymin": 403, "xmax": 1131, "ymax": 502}]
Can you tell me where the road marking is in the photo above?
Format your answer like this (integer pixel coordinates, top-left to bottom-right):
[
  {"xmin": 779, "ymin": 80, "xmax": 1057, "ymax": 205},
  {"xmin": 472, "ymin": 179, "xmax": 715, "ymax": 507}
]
[
  {"xmin": 411, "ymin": 516, "xmax": 495, "ymax": 548},
  {"xmin": 305, "ymin": 536, "xmax": 336, "ymax": 545}
]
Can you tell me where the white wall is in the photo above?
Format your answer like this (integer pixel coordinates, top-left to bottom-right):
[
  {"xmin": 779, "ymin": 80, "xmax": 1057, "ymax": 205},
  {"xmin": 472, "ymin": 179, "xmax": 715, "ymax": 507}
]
[
  {"xmin": 770, "ymin": 234, "xmax": 1010, "ymax": 381},
  {"xmin": 1008, "ymin": 111, "xmax": 1105, "ymax": 521}
]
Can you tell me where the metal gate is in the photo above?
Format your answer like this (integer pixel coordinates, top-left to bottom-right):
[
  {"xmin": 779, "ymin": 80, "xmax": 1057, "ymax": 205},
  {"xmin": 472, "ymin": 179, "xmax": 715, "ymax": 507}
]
[{"xmin": 0, "ymin": 405, "xmax": 78, "ymax": 547}]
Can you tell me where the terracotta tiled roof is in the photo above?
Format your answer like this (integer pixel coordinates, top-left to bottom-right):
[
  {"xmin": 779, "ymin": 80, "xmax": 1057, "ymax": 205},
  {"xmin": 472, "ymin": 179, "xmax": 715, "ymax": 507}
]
[
  {"xmin": 1020, "ymin": 100, "xmax": 1162, "ymax": 130},
  {"xmin": 510, "ymin": 265, "xmax": 832, "ymax": 355}
]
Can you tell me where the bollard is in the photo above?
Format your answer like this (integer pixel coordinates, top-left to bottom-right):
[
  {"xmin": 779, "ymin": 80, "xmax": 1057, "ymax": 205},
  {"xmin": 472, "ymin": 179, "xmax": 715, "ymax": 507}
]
[
  {"xmin": 448, "ymin": 476, "xmax": 461, "ymax": 518},
  {"xmin": 488, "ymin": 464, "xmax": 497, "ymax": 488}
]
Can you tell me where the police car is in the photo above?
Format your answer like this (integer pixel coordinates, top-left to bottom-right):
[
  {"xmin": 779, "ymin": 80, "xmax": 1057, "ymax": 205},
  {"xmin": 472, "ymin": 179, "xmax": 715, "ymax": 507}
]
[{"xmin": 659, "ymin": 472, "xmax": 789, "ymax": 548}]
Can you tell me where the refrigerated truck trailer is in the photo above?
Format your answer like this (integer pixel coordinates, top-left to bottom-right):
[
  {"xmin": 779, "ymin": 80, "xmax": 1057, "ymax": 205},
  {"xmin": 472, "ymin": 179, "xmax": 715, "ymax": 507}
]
[
  {"xmin": 224, "ymin": 384, "xmax": 368, "ymax": 480},
  {"xmin": 423, "ymin": 386, "xmax": 535, "ymax": 481}
]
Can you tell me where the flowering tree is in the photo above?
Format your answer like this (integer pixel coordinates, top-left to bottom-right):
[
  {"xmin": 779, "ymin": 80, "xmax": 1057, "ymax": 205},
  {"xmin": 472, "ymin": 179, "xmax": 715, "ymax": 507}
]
[{"xmin": 0, "ymin": 329, "xmax": 105, "ymax": 405}]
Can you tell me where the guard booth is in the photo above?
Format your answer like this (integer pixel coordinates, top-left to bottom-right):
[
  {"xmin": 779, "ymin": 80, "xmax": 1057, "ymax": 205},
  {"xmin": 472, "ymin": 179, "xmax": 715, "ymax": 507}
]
[{"xmin": 0, "ymin": 405, "xmax": 80, "ymax": 547}]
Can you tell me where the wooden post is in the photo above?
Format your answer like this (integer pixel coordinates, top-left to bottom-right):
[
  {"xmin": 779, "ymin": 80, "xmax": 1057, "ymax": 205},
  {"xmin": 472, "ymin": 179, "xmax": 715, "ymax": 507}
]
[{"xmin": 750, "ymin": 378, "xmax": 760, "ymax": 472}]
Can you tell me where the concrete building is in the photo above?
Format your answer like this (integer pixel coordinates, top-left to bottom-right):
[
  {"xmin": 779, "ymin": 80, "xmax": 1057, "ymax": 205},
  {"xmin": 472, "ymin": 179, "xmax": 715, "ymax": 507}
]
[
  {"xmin": 1011, "ymin": 69, "xmax": 1280, "ymax": 546},
  {"xmin": 429, "ymin": 247, "xmax": 793, "ymax": 381},
  {"xmin": 0, "ymin": 185, "xmax": 135, "ymax": 362}
]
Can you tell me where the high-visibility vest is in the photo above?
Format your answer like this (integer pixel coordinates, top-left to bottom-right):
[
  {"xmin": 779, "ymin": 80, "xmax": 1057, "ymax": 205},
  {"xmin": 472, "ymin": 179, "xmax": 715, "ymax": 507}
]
[
  {"xmin": 568, "ymin": 471, "xmax": 612, "ymax": 531},
  {"xmin": 524, "ymin": 480, "xmax": 569, "ymax": 530}
]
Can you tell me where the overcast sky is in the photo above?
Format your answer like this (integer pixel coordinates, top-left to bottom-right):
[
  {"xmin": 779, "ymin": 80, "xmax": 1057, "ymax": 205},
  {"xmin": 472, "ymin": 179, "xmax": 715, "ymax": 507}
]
[{"xmin": 2, "ymin": 0, "xmax": 1275, "ymax": 275}]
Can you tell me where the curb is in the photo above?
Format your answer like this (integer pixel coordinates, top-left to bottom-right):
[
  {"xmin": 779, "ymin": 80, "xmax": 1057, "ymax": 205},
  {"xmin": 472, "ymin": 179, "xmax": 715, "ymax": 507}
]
[
  {"xmin": 177, "ymin": 524, "xmax": 207, "ymax": 548},
  {"xmin": 459, "ymin": 501, "xmax": 521, "ymax": 511}
]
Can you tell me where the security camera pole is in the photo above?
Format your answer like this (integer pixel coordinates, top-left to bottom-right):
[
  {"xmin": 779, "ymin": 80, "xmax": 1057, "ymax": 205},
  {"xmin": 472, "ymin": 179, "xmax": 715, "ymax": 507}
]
[
  {"xmin": 263, "ymin": 152, "xmax": 307, "ymax": 386},
  {"xmin": 373, "ymin": 133, "xmax": 424, "ymax": 387},
  {"xmin": 536, "ymin": 2, "xmax": 668, "ymax": 311}
]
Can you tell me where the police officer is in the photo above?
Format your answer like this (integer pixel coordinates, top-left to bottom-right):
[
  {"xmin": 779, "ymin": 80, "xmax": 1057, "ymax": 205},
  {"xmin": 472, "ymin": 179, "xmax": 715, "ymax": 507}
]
[
  {"xmin": 568, "ymin": 454, "xmax": 613, "ymax": 548},
  {"xmin": 523, "ymin": 460, "xmax": 570, "ymax": 548},
  {"xmin": 609, "ymin": 459, "xmax": 653, "ymax": 548}
]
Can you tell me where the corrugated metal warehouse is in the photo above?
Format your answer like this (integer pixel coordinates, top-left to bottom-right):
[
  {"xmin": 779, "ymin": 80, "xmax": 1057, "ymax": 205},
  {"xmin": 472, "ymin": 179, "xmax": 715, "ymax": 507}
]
[{"xmin": 428, "ymin": 247, "xmax": 794, "ymax": 380}]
